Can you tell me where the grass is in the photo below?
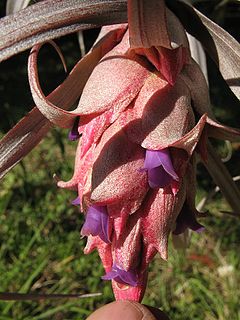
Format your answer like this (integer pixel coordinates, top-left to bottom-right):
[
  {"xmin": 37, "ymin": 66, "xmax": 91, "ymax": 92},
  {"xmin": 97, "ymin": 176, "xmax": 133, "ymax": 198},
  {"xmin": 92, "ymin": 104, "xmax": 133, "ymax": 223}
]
[
  {"xmin": 0, "ymin": 130, "xmax": 113, "ymax": 319},
  {"xmin": 0, "ymin": 129, "xmax": 239, "ymax": 319}
]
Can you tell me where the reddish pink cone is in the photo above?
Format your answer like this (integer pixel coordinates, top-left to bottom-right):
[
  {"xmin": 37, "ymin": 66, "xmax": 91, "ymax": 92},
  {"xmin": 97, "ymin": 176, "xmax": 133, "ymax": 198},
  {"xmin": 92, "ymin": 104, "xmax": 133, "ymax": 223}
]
[{"xmin": 58, "ymin": 14, "xmax": 240, "ymax": 302}]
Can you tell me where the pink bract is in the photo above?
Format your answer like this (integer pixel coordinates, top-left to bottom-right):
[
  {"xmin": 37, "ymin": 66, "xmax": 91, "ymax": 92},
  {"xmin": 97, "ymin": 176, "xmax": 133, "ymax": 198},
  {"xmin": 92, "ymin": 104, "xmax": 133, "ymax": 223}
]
[{"xmin": 57, "ymin": 8, "xmax": 240, "ymax": 302}]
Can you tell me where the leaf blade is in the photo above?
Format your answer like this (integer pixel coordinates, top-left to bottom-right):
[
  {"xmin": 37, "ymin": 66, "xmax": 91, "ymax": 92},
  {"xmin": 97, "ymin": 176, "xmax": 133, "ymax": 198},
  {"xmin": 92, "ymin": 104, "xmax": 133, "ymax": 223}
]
[
  {"xmin": 203, "ymin": 142, "xmax": 240, "ymax": 216},
  {"xmin": 0, "ymin": 26, "xmax": 126, "ymax": 179},
  {"xmin": 6, "ymin": 0, "xmax": 31, "ymax": 15},
  {"xmin": 168, "ymin": 0, "xmax": 240, "ymax": 100},
  {"xmin": 0, "ymin": 0, "xmax": 127, "ymax": 62}
]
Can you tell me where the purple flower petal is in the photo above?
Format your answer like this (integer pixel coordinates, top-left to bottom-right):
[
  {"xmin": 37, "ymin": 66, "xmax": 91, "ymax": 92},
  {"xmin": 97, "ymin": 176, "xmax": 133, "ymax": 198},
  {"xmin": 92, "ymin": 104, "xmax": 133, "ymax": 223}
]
[
  {"xmin": 148, "ymin": 166, "xmax": 174, "ymax": 188},
  {"xmin": 173, "ymin": 204, "xmax": 205, "ymax": 235},
  {"xmin": 194, "ymin": 226, "xmax": 205, "ymax": 233},
  {"xmin": 102, "ymin": 263, "xmax": 138, "ymax": 287},
  {"xmin": 81, "ymin": 205, "xmax": 110, "ymax": 243},
  {"xmin": 101, "ymin": 270, "xmax": 118, "ymax": 280},
  {"xmin": 144, "ymin": 149, "xmax": 178, "ymax": 188},
  {"xmin": 144, "ymin": 149, "xmax": 163, "ymax": 169},
  {"xmin": 68, "ymin": 117, "xmax": 80, "ymax": 141},
  {"xmin": 71, "ymin": 196, "xmax": 80, "ymax": 206}
]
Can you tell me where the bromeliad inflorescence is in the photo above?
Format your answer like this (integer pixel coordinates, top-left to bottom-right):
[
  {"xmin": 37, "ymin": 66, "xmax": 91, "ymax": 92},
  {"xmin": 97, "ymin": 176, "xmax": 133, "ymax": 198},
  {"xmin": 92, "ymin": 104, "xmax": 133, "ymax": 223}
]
[
  {"xmin": 54, "ymin": 1, "xmax": 240, "ymax": 301},
  {"xmin": 1, "ymin": 0, "xmax": 240, "ymax": 303}
]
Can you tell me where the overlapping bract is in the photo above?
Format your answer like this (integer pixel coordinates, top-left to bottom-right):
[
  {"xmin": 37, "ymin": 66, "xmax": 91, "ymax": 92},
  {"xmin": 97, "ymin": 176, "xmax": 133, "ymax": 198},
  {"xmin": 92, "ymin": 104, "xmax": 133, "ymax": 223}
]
[{"xmin": 57, "ymin": 11, "xmax": 240, "ymax": 302}]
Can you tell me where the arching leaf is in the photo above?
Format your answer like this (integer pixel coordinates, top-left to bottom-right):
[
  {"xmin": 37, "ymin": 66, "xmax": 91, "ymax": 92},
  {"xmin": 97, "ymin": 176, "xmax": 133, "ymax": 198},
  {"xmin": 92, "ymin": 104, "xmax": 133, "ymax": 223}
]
[
  {"xmin": 128, "ymin": 0, "xmax": 171, "ymax": 48},
  {"xmin": 0, "ymin": 27, "xmax": 124, "ymax": 179},
  {"xmin": 0, "ymin": 0, "xmax": 127, "ymax": 62},
  {"xmin": 168, "ymin": 0, "xmax": 240, "ymax": 100},
  {"xmin": 6, "ymin": 0, "xmax": 32, "ymax": 15},
  {"xmin": 204, "ymin": 142, "xmax": 240, "ymax": 216}
]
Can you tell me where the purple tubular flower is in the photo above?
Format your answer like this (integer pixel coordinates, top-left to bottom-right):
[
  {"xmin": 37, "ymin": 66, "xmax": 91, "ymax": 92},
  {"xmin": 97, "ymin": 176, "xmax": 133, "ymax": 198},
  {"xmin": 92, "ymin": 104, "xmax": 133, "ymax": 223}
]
[
  {"xmin": 143, "ymin": 149, "xmax": 179, "ymax": 188},
  {"xmin": 102, "ymin": 263, "xmax": 138, "ymax": 287},
  {"xmin": 71, "ymin": 196, "xmax": 80, "ymax": 206},
  {"xmin": 81, "ymin": 205, "xmax": 110, "ymax": 243},
  {"xmin": 173, "ymin": 203, "xmax": 205, "ymax": 235},
  {"xmin": 68, "ymin": 117, "xmax": 80, "ymax": 141}
]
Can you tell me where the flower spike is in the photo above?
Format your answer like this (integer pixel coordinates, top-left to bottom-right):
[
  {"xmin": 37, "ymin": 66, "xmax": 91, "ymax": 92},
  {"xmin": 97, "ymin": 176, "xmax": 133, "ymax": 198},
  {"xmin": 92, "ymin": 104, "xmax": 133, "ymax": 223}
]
[{"xmin": 1, "ymin": 0, "xmax": 240, "ymax": 306}]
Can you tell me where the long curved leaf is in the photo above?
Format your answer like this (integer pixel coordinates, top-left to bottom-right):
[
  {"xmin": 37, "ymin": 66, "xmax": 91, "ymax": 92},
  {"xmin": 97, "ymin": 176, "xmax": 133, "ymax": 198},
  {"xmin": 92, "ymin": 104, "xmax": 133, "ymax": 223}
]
[
  {"xmin": 6, "ymin": 0, "xmax": 31, "ymax": 15},
  {"xmin": 3, "ymin": 0, "xmax": 239, "ymax": 98},
  {"xmin": 27, "ymin": 25, "xmax": 127, "ymax": 128},
  {"xmin": 204, "ymin": 142, "xmax": 240, "ymax": 216},
  {"xmin": 0, "ymin": 108, "xmax": 52, "ymax": 180},
  {"xmin": 128, "ymin": 0, "xmax": 171, "ymax": 48},
  {"xmin": 168, "ymin": 0, "xmax": 240, "ymax": 100},
  {"xmin": 187, "ymin": 33, "xmax": 208, "ymax": 83},
  {"xmin": 0, "ymin": 0, "xmax": 127, "ymax": 62},
  {"xmin": 0, "ymin": 27, "xmax": 126, "ymax": 179}
]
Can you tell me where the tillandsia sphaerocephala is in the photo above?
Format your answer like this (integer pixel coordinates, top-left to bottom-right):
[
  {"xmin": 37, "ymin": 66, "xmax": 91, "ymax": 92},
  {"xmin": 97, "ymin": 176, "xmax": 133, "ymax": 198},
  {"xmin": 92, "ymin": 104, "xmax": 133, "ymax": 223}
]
[{"xmin": 0, "ymin": 0, "xmax": 240, "ymax": 302}]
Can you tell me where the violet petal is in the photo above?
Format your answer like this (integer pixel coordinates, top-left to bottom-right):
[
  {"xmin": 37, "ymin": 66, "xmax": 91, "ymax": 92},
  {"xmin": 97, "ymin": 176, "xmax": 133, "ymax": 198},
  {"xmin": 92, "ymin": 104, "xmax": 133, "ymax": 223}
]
[
  {"xmin": 81, "ymin": 205, "xmax": 110, "ymax": 243},
  {"xmin": 148, "ymin": 166, "xmax": 174, "ymax": 188},
  {"xmin": 71, "ymin": 196, "xmax": 80, "ymax": 206},
  {"xmin": 101, "ymin": 270, "xmax": 118, "ymax": 280},
  {"xmin": 143, "ymin": 149, "xmax": 163, "ymax": 169},
  {"xmin": 157, "ymin": 149, "xmax": 179, "ymax": 181},
  {"xmin": 191, "ymin": 224, "xmax": 205, "ymax": 234},
  {"xmin": 144, "ymin": 149, "xmax": 177, "ymax": 178},
  {"xmin": 173, "ymin": 205, "xmax": 205, "ymax": 235},
  {"xmin": 68, "ymin": 117, "xmax": 80, "ymax": 141},
  {"xmin": 102, "ymin": 263, "xmax": 138, "ymax": 287},
  {"xmin": 144, "ymin": 149, "xmax": 178, "ymax": 188}
]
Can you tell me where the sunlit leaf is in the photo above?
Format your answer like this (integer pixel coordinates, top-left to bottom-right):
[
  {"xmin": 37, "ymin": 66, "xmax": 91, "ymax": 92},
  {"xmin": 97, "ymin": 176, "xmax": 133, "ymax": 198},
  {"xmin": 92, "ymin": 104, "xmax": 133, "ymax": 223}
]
[
  {"xmin": 6, "ymin": 0, "xmax": 32, "ymax": 15},
  {"xmin": 0, "ymin": 0, "xmax": 127, "ymax": 62},
  {"xmin": 203, "ymin": 142, "xmax": 240, "ymax": 216},
  {"xmin": 0, "ymin": 26, "xmax": 126, "ymax": 179},
  {"xmin": 28, "ymin": 24, "xmax": 127, "ymax": 128},
  {"xmin": 128, "ymin": 0, "xmax": 171, "ymax": 48},
  {"xmin": 168, "ymin": 0, "xmax": 240, "ymax": 100}
]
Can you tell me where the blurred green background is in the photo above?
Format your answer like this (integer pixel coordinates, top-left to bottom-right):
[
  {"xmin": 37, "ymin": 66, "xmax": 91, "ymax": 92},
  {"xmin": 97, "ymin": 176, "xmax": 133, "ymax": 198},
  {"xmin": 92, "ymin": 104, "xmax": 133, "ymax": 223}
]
[{"xmin": 0, "ymin": 1, "xmax": 240, "ymax": 319}]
